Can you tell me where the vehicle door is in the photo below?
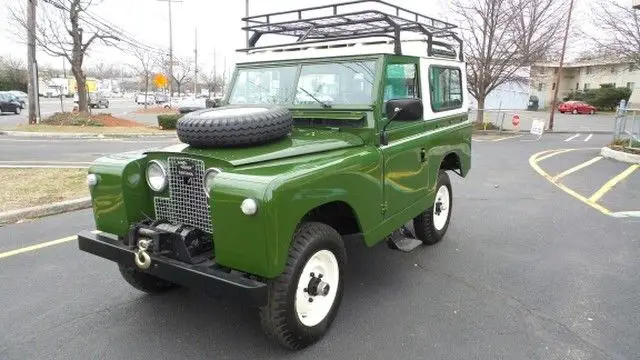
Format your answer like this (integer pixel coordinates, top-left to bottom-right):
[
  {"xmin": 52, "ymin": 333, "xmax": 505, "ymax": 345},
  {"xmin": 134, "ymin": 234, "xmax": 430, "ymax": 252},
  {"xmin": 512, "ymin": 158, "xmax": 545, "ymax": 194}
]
[{"xmin": 379, "ymin": 57, "xmax": 430, "ymax": 218}]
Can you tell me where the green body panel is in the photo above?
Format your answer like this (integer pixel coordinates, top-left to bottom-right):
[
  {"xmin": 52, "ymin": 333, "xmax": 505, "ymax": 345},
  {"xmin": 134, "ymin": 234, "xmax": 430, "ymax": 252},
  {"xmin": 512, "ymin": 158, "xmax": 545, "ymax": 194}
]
[{"xmin": 87, "ymin": 53, "xmax": 472, "ymax": 279}]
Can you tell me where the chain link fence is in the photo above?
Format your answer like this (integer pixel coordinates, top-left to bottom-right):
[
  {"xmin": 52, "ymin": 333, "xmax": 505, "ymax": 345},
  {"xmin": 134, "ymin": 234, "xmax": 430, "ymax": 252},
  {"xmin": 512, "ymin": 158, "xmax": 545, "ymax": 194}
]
[{"xmin": 614, "ymin": 100, "xmax": 640, "ymax": 150}]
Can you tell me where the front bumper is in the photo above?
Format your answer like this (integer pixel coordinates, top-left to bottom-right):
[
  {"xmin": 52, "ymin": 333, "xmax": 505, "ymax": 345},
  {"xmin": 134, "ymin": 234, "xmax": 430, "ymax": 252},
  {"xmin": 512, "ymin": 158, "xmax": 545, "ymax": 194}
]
[{"xmin": 77, "ymin": 231, "xmax": 267, "ymax": 306}]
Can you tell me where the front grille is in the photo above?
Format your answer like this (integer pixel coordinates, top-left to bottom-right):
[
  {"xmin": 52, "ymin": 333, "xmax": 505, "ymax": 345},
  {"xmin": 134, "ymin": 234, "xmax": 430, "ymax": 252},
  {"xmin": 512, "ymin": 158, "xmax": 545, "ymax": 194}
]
[{"xmin": 153, "ymin": 157, "xmax": 213, "ymax": 233}]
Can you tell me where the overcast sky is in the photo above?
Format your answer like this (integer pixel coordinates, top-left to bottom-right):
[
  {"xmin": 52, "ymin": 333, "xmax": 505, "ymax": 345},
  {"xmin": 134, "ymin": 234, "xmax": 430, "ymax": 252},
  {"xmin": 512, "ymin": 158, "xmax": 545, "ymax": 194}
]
[{"xmin": 0, "ymin": 0, "xmax": 617, "ymax": 74}]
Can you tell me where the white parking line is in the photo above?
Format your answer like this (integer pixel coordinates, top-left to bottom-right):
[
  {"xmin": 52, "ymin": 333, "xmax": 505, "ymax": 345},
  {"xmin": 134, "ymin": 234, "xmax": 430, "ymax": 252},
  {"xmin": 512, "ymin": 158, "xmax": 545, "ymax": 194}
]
[
  {"xmin": 564, "ymin": 134, "xmax": 580, "ymax": 142},
  {"xmin": 584, "ymin": 134, "xmax": 593, "ymax": 142}
]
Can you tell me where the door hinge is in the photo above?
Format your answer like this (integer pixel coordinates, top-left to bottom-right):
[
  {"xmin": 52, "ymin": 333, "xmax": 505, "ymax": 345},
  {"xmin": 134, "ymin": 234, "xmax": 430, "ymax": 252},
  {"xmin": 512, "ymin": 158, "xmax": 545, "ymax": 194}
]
[{"xmin": 381, "ymin": 202, "xmax": 388, "ymax": 214}]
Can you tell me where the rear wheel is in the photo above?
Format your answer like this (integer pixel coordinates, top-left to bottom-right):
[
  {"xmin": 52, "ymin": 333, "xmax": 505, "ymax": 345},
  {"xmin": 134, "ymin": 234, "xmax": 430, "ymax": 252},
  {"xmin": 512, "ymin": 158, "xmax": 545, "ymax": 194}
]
[
  {"xmin": 259, "ymin": 222, "xmax": 346, "ymax": 350},
  {"xmin": 590, "ymin": 109, "xmax": 595, "ymax": 115},
  {"xmin": 14, "ymin": 107, "xmax": 20, "ymax": 115},
  {"xmin": 117, "ymin": 264, "xmax": 177, "ymax": 294},
  {"xmin": 413, "ymin": 170, "xmax": 452, "ymax": 245},
  {"xmin": 572, "ymin": 109, "xmax": 578, "ymax": 115}
]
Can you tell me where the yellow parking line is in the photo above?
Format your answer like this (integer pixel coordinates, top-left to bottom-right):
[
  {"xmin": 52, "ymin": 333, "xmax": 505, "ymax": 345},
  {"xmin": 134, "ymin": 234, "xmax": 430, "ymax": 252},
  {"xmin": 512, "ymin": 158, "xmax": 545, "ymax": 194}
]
[
  {"xmin": 0, "ymin": 231, "xmax": 99, "ymax": 260},
  {"xmin": 529, "ymin": 150, "xmax": 612, "ymax": 216},
  {"xmin": 552, "ymin": 156, "xmax": 602, "ymax": 182},
  {"xmin": 536, "ymin": 149, "xmax": 574, "ymax": 162},
  {"xmin": 589, "ymin": 164, "xmax": 640, "ymax": 203}
]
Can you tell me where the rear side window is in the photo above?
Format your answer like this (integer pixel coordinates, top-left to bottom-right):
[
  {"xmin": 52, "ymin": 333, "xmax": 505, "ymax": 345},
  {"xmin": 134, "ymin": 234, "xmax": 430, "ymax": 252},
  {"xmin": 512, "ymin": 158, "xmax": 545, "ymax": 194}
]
[{"xmin": 429, "ymin": 67, "xmax": 463, "ymax": 112}]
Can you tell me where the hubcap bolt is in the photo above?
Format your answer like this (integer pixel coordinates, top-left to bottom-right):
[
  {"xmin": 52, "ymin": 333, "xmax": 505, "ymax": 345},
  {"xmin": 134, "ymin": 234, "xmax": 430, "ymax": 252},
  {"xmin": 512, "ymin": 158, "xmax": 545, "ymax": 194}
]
[
  {"xmin": 318, "ymin": 274, "xmax": 323, "ymax": 279},
  {"xmin": 303, "ymin": 288, "xmax": 307, "ymax": 292},
  {"xmin": 309, "ymin": 298, "xmax": 314, "ymax": 303},
  {"xmin": 310, "ymin": 272, "xmax": 315, "ymax": 277}
]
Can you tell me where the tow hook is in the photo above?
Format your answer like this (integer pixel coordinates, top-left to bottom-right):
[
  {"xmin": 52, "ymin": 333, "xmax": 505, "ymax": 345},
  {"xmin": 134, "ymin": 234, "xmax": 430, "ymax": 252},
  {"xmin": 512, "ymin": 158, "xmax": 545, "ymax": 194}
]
[{"xmin": 134, "ymin": 239, "xmax": 152, "ymax": 269}]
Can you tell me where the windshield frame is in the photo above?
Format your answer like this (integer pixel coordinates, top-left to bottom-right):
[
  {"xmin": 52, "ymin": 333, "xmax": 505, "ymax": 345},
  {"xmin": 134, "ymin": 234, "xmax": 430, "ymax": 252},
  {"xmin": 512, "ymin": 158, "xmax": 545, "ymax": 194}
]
[{"xmin": 226, "ymin": 56, "xmax": 382, "ymax": 110}]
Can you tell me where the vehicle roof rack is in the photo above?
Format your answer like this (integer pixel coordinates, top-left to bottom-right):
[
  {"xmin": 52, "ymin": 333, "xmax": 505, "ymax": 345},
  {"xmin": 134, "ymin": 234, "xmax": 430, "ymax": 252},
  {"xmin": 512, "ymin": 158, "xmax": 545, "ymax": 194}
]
[{"xmin": 238, "ymin": 0, "xmax": 463, "ymax": 61}]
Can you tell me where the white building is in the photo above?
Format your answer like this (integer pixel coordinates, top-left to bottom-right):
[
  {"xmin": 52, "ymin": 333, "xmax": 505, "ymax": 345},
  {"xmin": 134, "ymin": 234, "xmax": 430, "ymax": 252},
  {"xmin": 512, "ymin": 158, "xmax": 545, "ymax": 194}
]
[{"xmin": 531, "ymin": 58, "xmax": 640, "ymax": 108}]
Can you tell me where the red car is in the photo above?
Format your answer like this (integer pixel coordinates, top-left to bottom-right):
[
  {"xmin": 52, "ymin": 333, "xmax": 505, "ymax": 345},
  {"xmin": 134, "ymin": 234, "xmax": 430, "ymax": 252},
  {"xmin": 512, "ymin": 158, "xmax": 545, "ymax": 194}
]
[{"xmin": 558, "ymin": 101, "xmax": 597, "ymax": 115}]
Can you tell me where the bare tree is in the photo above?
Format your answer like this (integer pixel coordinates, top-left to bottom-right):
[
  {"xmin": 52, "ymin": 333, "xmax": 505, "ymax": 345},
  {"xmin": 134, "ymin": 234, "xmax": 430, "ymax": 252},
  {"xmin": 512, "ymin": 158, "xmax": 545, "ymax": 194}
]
[
  {"xmin": 87, "ymin": 62, "xmax": 119, "ymax": 79},
  {"xmin": 130, "ymin": 47, "xmax": 156, "ymax": 108},
  {"xmin": 452, "ymin": 0, "xmax": 566, "ymax": 122},
  {"xmin": 171, "ymin": 58, "xmax": 193, "ymax": 96},
  {"xmin": 0, "ymin": 56, "xmax": 28, "ymax": 91},
  {"xmin": 200, "ymin": 71, "xmax": 224, "ymax": 96},
  {"xmin": 10, "ymin": 0, "xmax": 118, "ymax": 112},
  {"xmin": 592, "ymin": 0, "xmax": 640, "ymax": 66}
]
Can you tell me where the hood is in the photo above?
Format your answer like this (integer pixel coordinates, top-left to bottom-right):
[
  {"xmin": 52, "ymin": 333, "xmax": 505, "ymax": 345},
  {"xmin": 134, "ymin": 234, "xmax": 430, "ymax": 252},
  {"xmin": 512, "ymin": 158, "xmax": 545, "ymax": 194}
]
[{"xmin": 153, "ymin": 128, "xmax": 364, "ymax": 167}]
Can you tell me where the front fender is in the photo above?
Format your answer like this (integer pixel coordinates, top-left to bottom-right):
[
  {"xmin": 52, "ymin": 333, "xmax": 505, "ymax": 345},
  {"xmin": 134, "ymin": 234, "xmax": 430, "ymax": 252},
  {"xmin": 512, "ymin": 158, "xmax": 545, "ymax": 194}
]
[
  {"xmin": 266, "ymin": 148, "xmax": 382, "ymax": 277},
  {"xmin": 88, "ymin": 152, "xmax": 152, "ymax": 236}
]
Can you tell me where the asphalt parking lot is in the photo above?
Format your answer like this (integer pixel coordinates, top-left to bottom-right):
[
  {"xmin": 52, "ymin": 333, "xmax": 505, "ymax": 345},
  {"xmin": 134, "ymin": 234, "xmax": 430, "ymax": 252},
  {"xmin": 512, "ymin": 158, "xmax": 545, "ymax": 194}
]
[{"xmin": 1, "ymin": 133, "xmax": 639, "ymax": 360}]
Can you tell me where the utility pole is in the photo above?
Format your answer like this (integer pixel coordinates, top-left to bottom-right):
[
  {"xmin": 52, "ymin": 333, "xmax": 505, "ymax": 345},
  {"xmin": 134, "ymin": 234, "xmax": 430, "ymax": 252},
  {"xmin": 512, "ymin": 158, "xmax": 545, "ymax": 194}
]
[
  {"xmin": 62, "ymin": 58, "xmax": 66, "ymax": 78},
  {"xmin": 193, "ymin": 27, "xmax": 198, "ymax": 95},
  {"xmin": 27, "ymin": 0, "xmax": 40, "ymax": 124},
  {"xmin": 158, "ymin": 0, "xmax": 182, "ymax": 99},
  {"xmin": 548, "ymin": 0, "xmax": 575, "ymax": 131}
]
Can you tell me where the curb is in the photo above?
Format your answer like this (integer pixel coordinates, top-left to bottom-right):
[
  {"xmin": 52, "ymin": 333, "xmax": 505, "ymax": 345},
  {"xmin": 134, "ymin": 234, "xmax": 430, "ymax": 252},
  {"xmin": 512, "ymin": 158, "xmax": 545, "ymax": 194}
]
[
  {"xmin": 0, "ymin": 130, "xmax": 177, "ymax": 139},
  {"xmin": 0, "ymin": 197, "xmax": 92, "ymax": 226},
  {"xmin": 600, "ymin": 146, "xmax": 640, "ymax": 164},
  {"xmin": 473, "ymin": 130, "xmax": 612, "ymax": 135}
]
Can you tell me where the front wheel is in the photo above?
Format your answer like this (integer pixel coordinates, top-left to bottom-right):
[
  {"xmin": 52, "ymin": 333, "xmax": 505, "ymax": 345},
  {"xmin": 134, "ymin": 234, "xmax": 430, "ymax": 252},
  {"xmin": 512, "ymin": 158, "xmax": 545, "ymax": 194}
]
[
  {"xmin": 572, "ymin": 109, "xmax": 578, "ymax": 115},
  {"xmin": 413, "ymin": 170, "xmax": 453, "ymax": 245},
  {"xmin": 259, "ymin": 222, "xmax": 346, "ymax": 350},
  {"xmin": 14, "ymin": 107, "xmax": 21, "ymax": 115}
]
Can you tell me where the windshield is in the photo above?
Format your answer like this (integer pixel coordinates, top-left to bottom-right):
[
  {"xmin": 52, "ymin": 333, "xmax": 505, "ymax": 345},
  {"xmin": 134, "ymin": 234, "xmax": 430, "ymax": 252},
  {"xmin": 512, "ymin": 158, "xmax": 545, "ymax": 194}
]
[{"xmin": 228, "ymin": 60, "xmax": 377, "ymax": 106}]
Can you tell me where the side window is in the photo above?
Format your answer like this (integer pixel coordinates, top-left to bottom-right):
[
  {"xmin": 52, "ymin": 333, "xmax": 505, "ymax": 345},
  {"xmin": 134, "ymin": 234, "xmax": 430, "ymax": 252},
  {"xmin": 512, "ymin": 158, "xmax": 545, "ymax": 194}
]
[
  {"xmin": 429, "ymin": 67, "xmax": 463, "ymax": 112},
  {"xmin": 384, "ymin": 63, "xmax": 419, "ymax": 102}
]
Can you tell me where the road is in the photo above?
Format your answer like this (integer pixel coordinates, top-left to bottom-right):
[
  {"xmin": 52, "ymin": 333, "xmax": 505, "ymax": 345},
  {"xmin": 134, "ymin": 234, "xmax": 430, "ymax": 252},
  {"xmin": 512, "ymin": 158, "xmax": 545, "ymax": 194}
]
[
  {"xmin": 1, "ymin": 133, "xmax": 639, "ymax": 360},
  {"xmin": 0, "ymin": 98, "xmax": 154, "ymax": 127},
  {"xmin": 0, "ymin": 136, "xmax": 178, "ymax": 166},
  {"xmin": 469, "ymin": 110, "xmax": 615, "ymax": 133}
]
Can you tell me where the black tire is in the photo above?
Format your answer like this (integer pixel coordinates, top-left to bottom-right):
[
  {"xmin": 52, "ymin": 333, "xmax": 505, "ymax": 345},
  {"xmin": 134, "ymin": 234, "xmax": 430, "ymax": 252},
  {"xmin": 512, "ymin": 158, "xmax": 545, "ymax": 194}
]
[
  {"xmin": 177, "ymin": 106, "xmax": 293, "ymax": 148},
  {"xmin": 117, "ymin": 264, "xmax": 177, "ymax": 294},
  {"xmin": 259, "ymin": 222, "xmax": 346, "ymax": 350},
  {"xmin": 413, "ymin": 170, "xmax": 452, "ymax": 245},
  {"xmin": 14, "ymin": 107, "xmax": 20, "ymax": 115}
]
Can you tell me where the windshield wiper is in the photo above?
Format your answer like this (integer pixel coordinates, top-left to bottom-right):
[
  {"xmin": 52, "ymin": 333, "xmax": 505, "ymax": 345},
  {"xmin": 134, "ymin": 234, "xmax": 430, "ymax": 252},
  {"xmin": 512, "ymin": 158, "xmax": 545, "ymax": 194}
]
[{"xmin": 298, "ymin": 88, "xmax": 331, "ymax": 108}]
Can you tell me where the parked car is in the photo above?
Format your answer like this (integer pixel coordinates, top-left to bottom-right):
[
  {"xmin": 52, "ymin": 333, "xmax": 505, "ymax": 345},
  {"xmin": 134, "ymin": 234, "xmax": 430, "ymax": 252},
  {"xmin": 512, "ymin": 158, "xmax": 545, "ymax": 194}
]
[
  {"xmin": 8, "ymin": 91, "xmax": 27, "ymax": 108},
  {"xmin": 135, "ymin": 93, "xmax": 155, "ymax": 105},
  {"xmin": 0, "ymin": 92, "xmax": 25, "ymax": 109},
  {"xmin": 74, "ymin": 92, "xmax": 110, "ymax": 109},
  {"xmin": 0, "ymin": 93, "xmax": 22, "ymax": 114},
  {"xmin": 559, "ymin": 101, "xmax": 596, "ymax": 114},
  {"xmin": 76, "ymin": 1, "xmax": 472, "ymax": 351},
  {"xmin": 154, "ymin": 93, "xmax": 169, "ymax": 104},
  {"xmin": 177, "ymin": 95, "xmax": 215, "ymax": 114}
]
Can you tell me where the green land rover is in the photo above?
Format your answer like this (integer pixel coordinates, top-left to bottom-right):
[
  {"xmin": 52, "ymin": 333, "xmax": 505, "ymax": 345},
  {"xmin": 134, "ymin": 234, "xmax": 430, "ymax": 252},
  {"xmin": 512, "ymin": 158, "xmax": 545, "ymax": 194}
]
[{"xmin": 78, "ymin": 1, "xmax": 471, "ymax": 350}]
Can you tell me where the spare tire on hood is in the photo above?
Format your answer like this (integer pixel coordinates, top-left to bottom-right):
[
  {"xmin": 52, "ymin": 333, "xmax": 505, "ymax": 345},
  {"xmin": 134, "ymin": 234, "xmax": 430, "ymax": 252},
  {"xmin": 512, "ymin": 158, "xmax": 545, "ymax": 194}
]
[{"xmin": 176, "ymin": 106, "xmax": 293, "ymax": 148}]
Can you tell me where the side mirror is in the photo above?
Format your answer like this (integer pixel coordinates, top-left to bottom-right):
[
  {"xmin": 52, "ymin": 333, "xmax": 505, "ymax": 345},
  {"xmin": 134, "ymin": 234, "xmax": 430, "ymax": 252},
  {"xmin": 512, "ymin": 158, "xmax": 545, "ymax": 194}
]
[{"xmin": 385, "ymin": 98, "xmax": 423, "ymax": 121}]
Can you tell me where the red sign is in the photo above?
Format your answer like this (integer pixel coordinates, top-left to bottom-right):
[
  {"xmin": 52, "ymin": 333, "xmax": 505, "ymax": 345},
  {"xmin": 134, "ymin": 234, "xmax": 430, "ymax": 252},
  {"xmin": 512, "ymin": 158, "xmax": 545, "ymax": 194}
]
[{"xmin": 512, "ymin": 114, "xmax": 520, "ymax": 126}]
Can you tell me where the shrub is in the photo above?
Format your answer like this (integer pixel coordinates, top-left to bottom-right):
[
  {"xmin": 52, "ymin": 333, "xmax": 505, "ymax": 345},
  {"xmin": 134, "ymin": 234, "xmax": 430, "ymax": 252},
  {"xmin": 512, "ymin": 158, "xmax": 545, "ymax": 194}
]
[
  {"xmin": 157, "ymin": 114, "xmax": 183, "ymax": 130},
  {"xmin": 563, "ymin": 87, "xmax": 631, "ymax": 111}
]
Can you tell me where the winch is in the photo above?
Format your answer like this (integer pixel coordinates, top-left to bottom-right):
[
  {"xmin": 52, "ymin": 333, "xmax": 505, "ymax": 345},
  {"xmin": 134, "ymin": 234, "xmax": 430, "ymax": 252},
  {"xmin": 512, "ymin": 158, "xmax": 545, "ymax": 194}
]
[{"xmin": 127, "ymin": 220, "xmax": 213, "ymax": 269}]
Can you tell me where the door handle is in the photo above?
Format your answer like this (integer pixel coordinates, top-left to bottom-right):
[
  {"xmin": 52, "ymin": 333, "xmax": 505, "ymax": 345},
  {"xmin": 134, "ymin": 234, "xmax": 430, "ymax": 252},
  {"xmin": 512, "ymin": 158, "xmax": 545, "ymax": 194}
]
[{"xmin": 420, "ymin": 148, "xmax": 426, "ymax": 163}]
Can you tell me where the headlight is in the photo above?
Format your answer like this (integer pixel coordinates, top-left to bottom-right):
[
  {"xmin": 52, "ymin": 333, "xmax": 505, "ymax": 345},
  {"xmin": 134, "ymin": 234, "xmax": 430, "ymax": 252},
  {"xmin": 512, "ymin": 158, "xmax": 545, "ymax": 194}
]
[
  {"xmin": 203, "ymin": 168, "xmax": 222, "ymax": 197},
  {"xmin": 146, "ymin": 160, "xmax": 167, "ymax": 192}
]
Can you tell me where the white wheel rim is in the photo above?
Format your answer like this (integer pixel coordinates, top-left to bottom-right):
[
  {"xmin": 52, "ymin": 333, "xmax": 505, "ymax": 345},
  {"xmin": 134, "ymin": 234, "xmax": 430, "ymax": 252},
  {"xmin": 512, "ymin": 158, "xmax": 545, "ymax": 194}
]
[
  {"xmin": 433, "ymin": 185, "xmax": 450, "ymax": 231},
  {"xmin": 295, "ymin": 249, "xmax": 340, "ymax": 327}
]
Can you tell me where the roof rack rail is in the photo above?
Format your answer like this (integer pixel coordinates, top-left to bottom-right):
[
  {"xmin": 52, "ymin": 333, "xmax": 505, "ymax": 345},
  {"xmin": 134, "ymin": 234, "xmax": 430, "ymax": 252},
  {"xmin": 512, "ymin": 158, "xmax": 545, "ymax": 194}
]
[{"xmin": 238, "ymin": 0, "xmax": 463, "ymax": 61}]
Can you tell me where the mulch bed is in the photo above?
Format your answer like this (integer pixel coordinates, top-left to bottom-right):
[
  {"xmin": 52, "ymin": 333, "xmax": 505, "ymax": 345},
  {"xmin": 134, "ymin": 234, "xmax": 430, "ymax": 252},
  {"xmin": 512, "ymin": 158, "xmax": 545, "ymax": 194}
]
[{"xmin": 42, "ymin": 112, "xmax": 146, "ymax": 127}]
